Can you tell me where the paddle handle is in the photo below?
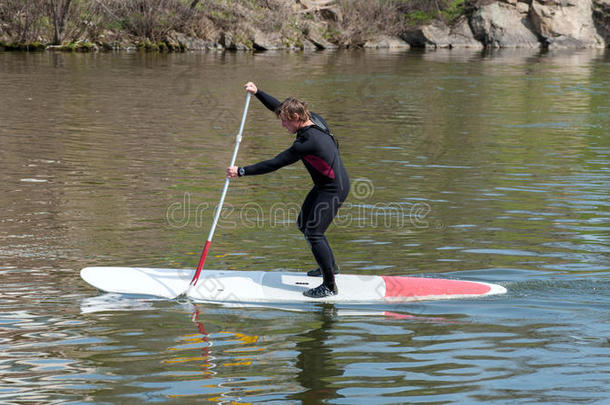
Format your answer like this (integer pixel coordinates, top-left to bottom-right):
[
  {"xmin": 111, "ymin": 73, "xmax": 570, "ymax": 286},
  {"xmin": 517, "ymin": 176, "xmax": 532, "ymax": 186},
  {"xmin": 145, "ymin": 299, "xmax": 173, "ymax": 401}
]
[{"xmin": 190, "ymin": 92, "xmax": 252, "ymax": 286}]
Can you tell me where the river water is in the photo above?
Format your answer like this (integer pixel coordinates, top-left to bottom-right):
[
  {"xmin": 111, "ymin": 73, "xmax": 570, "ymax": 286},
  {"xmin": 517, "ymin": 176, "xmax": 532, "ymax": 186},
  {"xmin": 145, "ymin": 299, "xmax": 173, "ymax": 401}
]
[{"xmin": 1, "ymin": 49, "xmax": 609, "ymax": 404}]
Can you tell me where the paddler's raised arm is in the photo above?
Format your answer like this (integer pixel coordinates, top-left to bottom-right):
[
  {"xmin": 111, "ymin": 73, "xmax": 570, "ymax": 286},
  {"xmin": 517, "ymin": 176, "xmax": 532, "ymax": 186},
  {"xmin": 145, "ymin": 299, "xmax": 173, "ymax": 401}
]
[{"xmin": 244, "ymin": 82, "xmax": 281, "ymax": 112}]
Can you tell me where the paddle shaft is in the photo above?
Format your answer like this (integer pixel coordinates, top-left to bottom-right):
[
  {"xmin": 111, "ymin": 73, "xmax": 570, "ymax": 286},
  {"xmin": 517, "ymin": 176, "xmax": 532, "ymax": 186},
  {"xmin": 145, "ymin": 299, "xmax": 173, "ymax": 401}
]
[{"xmin": 190, "ymin": 92, "xmax": 252, "ymax": 286}]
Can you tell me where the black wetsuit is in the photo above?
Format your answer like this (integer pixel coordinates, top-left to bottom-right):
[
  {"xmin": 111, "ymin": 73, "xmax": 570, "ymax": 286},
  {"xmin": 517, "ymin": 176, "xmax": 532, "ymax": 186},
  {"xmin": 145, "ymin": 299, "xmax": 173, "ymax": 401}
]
[{"xmin": 239, "ymin": 90, "xmax": 350, "ymax": 290}]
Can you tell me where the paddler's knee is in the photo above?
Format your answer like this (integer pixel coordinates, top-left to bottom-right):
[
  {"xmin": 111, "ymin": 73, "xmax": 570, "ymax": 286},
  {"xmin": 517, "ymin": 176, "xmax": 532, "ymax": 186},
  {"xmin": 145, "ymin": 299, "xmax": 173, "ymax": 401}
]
[{"xmin": 303, "ymin": 228, "xmax": 324, "ymax": 244}]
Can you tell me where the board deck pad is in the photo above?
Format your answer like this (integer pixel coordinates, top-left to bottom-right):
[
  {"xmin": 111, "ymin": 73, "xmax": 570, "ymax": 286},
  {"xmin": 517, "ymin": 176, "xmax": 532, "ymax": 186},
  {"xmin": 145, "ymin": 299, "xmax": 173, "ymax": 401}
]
[{"xmin": 81, "ymin": 267, "xmax": 507, "ymax": 304}]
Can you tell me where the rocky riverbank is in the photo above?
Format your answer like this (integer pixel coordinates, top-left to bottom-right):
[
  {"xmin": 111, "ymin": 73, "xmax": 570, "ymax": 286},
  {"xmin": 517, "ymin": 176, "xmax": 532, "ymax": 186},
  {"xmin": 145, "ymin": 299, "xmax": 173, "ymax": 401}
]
[
  {"xmin": 407, "ymin": 0, "xmax": 610, "ymax": 49},
  {"xmin": 1, "ymin": 0, "xmax": 609, "ymax": 52}
]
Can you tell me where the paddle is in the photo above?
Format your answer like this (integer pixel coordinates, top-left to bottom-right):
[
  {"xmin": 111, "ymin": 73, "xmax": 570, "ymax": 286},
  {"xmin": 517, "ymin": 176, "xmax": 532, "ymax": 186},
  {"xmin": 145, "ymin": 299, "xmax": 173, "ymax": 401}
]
[{"xmin": 188, "ymin": 91, "xmax": 252, "ymax": 288}]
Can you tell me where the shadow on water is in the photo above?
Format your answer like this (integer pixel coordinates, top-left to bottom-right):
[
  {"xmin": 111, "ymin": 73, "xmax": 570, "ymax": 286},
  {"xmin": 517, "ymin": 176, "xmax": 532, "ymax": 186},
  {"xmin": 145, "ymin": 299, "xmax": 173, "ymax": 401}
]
[{"xmin": 289, "ymin": 304, "xmax": 343, "ymax": 404}]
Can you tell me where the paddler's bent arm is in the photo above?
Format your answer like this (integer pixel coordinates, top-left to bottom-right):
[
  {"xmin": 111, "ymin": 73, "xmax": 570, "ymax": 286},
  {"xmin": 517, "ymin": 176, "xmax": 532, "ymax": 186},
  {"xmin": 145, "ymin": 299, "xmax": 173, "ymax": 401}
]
[
  {"xmin": 226, "ymin": 148, "xmax": 300, "ymax": 178},
  {"xmin": 240, "ymin": 148, "xmax": 299, "ymax": 176}
]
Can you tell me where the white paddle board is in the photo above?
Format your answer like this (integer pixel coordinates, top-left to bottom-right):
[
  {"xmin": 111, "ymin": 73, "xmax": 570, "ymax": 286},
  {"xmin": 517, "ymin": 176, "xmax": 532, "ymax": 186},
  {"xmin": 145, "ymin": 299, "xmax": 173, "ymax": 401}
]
[{"xmin": 80, "ymin": 267, "xmax": 506, "ymax": 304}]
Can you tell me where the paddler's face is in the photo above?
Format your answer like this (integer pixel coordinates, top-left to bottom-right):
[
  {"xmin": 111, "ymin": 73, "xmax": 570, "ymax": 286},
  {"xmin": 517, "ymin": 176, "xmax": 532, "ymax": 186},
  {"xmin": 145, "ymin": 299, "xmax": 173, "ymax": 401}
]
[{"xmin": 280, "ymin": 114, "xmax": 301, "ymax": 134}]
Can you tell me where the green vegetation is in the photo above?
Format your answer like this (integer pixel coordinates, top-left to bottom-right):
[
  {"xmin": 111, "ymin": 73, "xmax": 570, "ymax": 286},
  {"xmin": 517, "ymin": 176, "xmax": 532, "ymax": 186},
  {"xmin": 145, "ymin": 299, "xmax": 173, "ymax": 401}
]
[
  {"xmin": 401, "ymin": 0, "xmax": 467, "ymax": 27},
  {"xmin": 0, "ymin": 42, "xmax": 46, "ymax": 51},
  {"xmin": 404, "ymin": 10, "xmax": 434, "ymax": 27},
  {"xmin": 441, "ymin": 0, "xmax": 466, "ymax": 22},
  {"xmin": 57, "ymin": 41, "xmax": 97, "ymax": 52}
]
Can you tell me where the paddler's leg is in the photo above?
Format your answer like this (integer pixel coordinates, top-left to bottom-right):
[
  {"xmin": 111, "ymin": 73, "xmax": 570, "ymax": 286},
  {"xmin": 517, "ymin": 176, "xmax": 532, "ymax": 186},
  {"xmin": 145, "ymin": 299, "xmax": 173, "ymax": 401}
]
[
  {"xmin": 297, "ymin": 188, "xmax": 316, "ymax": 236},
  {"xmin": 298, "ymin": 188, "xmax": 335, "ymax": 277},
  {"xmin": 304, "ymin": 230, "xmax": 337, "ymax": 290},
  {"xmin": 301, "ymin": 192, "xmax": 342, "ymax": 298}
]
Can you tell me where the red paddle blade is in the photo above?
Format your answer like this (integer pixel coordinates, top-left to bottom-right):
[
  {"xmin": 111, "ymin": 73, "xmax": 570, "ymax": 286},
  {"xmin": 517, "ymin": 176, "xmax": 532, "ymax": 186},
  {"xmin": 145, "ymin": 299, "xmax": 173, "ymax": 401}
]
[{"xmin": 190, "ymin": 240, "xmax": 212, "ymax": 286}]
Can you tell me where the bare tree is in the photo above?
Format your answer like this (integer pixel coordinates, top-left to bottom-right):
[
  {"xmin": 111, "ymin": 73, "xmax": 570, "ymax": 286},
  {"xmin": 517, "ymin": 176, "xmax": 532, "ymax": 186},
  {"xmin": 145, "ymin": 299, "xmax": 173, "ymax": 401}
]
[{"xmin": 48, "ymin": 0, "xmax": 73, "ymax": 44}]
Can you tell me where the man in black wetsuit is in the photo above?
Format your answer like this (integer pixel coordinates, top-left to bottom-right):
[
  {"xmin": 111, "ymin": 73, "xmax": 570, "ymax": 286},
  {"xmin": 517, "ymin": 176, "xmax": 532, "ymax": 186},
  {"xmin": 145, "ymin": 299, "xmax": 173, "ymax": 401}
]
[{"xmin": 226, "ymin": 82, "xmax": 350, "ymax": 298}]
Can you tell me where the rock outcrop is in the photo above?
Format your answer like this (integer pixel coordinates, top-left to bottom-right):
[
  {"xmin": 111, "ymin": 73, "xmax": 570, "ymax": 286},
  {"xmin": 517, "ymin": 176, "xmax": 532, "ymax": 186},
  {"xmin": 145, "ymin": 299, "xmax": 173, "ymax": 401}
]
[
  {"xmin": 593, "ymin": 0, "xmax": 610, "ymax": 41},
  {"xmin": 530, "ymin": 0, "xmax": 606, "ymax": 48},
  {"xmin": 401, "ymin": 16, "xmax": 482, "ymax": 49},
  {"xmin": 471, "ymin": 2, "xmax": 540, "ymax": 48},
  {"xmin": 301, "ymin": 21, "xmax": 339, "ymax": 50},
  {"xmin": 402, "ymin": 0, "xmax": 609, "ymax": 49},
  {"xmin": 363, "ymin": 35, "xmax": 410, "ymax": 49},
  {"xmin": 252, "ymin": 29, "xmax": 284, "ymax": 50}
]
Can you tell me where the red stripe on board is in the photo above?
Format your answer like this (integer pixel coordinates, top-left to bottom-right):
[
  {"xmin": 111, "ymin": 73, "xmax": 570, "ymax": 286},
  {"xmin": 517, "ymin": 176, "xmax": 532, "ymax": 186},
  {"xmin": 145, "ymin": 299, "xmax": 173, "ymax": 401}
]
[
  {"xmin": 304, "ymin": 155, "xmax": 335, "ymax": 179},
  {"xmin": 382, "ymin": 276, "xmax": 491, "ymax": 298}
]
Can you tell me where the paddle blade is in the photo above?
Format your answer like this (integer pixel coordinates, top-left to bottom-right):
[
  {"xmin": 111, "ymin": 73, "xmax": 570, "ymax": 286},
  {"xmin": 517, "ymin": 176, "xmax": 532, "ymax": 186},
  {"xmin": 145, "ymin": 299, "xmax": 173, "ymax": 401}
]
[{"xmin": 191, "ymin": 240, "xmax": 212, "ymax": 286}]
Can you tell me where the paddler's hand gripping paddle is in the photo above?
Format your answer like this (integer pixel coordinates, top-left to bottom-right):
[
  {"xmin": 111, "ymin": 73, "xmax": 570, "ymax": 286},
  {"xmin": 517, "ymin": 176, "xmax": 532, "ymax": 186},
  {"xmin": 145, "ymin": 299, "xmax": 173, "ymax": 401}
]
[{"xmin": 189, "ymin": 91, "xmax": 251, "ymax": 288}]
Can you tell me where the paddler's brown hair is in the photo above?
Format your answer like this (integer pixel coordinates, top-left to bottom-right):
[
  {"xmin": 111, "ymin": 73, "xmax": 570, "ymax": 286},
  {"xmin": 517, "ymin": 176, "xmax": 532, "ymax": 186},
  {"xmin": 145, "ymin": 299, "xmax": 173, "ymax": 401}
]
[{"xmin": 275, "ymin": 97, "xmax": 311, "ymax": 122}]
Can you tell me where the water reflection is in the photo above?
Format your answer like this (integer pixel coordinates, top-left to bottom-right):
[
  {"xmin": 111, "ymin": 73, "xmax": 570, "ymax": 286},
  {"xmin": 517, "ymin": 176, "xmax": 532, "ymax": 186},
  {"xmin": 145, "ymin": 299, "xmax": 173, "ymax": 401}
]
[{"xmin": 291, "ymin": 305, "xmax": 342, "ymax": 404}]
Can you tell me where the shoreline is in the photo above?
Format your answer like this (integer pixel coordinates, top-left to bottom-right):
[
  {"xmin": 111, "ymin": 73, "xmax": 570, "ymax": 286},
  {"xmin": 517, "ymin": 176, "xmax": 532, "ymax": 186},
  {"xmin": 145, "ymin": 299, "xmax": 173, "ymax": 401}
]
[
  {"xmin": 1, "ymin": 1, "xmax": 609, "ymax": 53},
  {"xmin": 2, "ymin": 42, "xmax": 609, "ymax": 56}
]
